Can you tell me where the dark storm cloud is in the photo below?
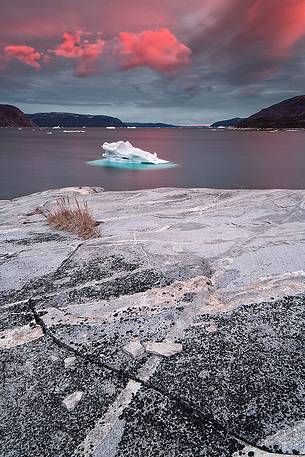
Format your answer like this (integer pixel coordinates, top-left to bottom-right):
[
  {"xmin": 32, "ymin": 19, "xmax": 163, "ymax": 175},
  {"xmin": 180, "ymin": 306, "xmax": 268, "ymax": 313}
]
[{"xmin": 188, "ymin": 0, "xmax": 305, "ymax": 83}]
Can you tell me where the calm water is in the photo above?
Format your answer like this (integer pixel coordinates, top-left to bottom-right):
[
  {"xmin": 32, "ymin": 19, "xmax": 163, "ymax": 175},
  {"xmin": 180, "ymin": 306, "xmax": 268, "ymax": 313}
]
[{"xmin": 1, "ymin": 127, "xmax": 305, "ymax": 199}]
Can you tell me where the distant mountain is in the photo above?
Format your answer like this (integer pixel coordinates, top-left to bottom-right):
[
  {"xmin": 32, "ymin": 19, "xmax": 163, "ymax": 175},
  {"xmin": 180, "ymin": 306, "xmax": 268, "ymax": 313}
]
[
  {"xmin": 125, "ymin": 122, "xmax": 176, "ymax": 128},
  {"xmin": 28, "ymin": 112, "xmax": 124, "ymax": 127},
  {"xmin": 0, "ymin": 105, "xmax": 36, "ymax": 127},
  {"xmin": 211, "ymin": 117, "xmax": 244, "ymax": 128},
  {"xmin": 236, "ymin": 95, "xmax": 305, "ymax": 129}
]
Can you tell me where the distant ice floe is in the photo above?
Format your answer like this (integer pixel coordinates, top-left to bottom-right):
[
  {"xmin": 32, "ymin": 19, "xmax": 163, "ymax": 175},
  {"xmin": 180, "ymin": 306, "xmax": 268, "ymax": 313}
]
[
  {"xmin": 106, "ymin": 126, "xmax": 116, "ymax": 129},
  {"xmin": 52, "ymin": 126, "xmax": 61, "ymax": 129},
  {"xmin": 62, "ymin": 130, "xmax": 86, "ymax": 133},
  {"xmin": 102, "ymin": 140, "xmax": 169, "ymax": 164},
  {"xmin": 46, "ymin": 131, "xmax": 53, "ymax": 135}
]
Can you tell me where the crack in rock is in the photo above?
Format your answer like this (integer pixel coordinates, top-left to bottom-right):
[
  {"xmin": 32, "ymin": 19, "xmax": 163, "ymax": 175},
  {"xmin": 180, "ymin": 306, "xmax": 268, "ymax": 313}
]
[{"xmin": 28, "ymin": 298, "xmax": 302, "ymax": 457}]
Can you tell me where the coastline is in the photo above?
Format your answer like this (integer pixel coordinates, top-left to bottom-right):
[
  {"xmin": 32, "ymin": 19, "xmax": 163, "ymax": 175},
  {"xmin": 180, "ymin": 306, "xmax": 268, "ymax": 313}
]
[{"xmin": 1, "ymin": 186, "xmax": 304, "ymax": 456}]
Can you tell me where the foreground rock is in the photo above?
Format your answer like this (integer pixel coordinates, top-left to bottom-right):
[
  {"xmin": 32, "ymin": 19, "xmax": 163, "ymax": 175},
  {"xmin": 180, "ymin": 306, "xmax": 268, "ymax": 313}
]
[{"xmin": 0, "ymin": 187, "xmax": 304, "ymax": 456}]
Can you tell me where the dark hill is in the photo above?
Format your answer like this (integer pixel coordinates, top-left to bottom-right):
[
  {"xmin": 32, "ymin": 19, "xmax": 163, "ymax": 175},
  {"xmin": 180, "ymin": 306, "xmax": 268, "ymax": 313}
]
[
  {"xmin": 28, "ymin": 112, "xmax": 124, "ymax": 128},
  {"xmin": 211, "ymin": 117, "xmax": 244, "ymax": 128},
  {"xmin": 237, "ymin": 95, "xmax": 305, "ymax": 129},
  {"xmin": 0, "ymin": 105, "xmax": 36, "ymax": 127}
]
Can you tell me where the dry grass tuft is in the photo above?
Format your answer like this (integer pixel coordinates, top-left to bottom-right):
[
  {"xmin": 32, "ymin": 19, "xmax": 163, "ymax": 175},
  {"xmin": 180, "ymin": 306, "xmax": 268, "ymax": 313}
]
[{"xmin": 45, "ymin": 197, "xmax": 100, "ymax": 239}]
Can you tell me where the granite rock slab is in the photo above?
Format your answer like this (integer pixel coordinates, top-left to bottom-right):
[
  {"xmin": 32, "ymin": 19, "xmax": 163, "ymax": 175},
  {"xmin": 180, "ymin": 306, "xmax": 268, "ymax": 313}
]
[{"xmin": 0, "ymin": 186, "xmax": 304, "ymax": 456}]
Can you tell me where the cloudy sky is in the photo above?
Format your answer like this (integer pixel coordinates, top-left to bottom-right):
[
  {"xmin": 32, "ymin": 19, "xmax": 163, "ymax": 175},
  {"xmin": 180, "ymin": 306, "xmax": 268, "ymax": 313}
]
[{"xmin": 1, "ymin": 0, "xmax": 305, "ymax": 124}]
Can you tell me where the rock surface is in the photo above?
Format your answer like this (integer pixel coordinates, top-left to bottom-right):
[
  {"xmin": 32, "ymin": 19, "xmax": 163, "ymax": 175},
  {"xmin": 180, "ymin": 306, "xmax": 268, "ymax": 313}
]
[{"xmin": 0, "ymin": 186, "xmax": 304, "ymax": 456}]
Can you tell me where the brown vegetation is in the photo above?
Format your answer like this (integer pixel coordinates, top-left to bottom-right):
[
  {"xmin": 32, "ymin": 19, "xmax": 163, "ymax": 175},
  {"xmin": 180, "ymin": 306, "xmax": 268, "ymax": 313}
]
[{"xmin": 44, "ymin": 197, "xmax": 99, "ymax": 239}]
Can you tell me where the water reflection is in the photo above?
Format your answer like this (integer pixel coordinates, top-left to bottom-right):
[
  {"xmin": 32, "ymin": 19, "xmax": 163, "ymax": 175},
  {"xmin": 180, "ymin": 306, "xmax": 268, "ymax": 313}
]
[{"xmin": 86, "ymin": 159, "xmax": 177, "ymax": 170}]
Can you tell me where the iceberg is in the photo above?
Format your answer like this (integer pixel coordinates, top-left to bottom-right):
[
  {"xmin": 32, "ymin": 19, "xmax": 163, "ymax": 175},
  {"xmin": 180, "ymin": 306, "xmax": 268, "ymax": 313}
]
[{"xmin": 101, "ymin": 140, "xmax": 169, "ymax": 164}]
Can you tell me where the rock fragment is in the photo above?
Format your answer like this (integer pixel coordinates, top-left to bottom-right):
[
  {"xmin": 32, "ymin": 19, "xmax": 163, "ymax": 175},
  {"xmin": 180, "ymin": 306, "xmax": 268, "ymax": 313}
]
[
  {"xmin": 62, "ymin": 391, "xmax": 83, "ymax": 411},
  {"xmin": 123, "ymin": 340, "xmax": 145, "ymax": 359},
  {"xmin": 143, "ymin": 341, "xmax": 182, "ymax": 357},
  {"xmin": 64, "ymin": 356, "xmax": 76, "ymax": 369}
]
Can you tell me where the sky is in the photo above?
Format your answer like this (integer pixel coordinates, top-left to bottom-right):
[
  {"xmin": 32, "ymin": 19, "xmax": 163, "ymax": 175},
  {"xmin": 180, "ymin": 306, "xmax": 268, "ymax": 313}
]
[{"xmin": 1, "ymin": 0, "xmax": 305, "ymax": 124}]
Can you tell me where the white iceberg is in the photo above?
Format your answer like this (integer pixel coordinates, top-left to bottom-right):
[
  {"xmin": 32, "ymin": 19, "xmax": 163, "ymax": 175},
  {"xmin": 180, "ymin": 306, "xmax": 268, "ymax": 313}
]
[{"xmin": 101, "ymin": 140, "xmax": 169, "ymax": 164}]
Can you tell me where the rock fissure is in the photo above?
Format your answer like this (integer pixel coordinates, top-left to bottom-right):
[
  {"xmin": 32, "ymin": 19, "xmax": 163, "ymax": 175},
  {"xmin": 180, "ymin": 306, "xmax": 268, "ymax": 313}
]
[{"xmin": 28, "ymin": 298, "xmax": 303, "ymax": 456}]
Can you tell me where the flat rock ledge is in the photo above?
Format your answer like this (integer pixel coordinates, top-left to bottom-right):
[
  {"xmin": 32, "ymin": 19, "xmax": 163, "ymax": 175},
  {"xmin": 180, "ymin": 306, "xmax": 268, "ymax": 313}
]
[{"xmin": 0, "ymin": 186, "xmax": 304, "ymax": 457}]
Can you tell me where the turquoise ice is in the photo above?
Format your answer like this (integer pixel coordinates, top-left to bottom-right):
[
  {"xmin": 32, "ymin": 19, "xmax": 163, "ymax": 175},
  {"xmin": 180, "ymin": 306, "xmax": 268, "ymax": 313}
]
[{"xmin": 86, "ymin": 159, "xmax": 177, "ymax": 170}]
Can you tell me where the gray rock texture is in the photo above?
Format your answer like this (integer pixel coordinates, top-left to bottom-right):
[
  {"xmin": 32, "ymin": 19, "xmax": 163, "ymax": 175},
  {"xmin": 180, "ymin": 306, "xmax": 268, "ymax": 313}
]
[{"xmin": 0, "ymin": 186, "xmax": 304, "ymax": 456}]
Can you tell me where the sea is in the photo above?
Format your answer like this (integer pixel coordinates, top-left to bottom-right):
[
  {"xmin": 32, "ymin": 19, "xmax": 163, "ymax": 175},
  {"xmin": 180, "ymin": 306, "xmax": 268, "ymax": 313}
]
[{"xmin": 1, "ymin": 127, "xmax": 305, "ymax": 199}]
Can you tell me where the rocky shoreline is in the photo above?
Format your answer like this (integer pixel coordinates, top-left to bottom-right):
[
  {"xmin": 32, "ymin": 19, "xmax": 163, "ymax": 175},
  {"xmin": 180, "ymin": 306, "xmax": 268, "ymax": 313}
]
[{"xmin": 0, "ymin": 186, "xmax": 304, "ymax": 456}]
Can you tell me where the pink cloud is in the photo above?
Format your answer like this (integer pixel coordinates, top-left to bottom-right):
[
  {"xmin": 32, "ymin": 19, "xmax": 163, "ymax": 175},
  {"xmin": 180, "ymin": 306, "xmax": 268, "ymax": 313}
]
[
  {"xmin": 53, "ymin": 31, "xmax": 105, "ymax": 76},
  {"xmin": 3, "ymin": 44, "xmax": 42, "ymax": 69},
  {"xmin": 1, "ymin": 1, "xmax": 305, "ymax": 83},
  {"xmin": 117, "ymin": 28, "xmax": 192, "ymax": 73},
  {"xmin": 245, "ymin": 0, "xmax": 305, "ymax": 58}
]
